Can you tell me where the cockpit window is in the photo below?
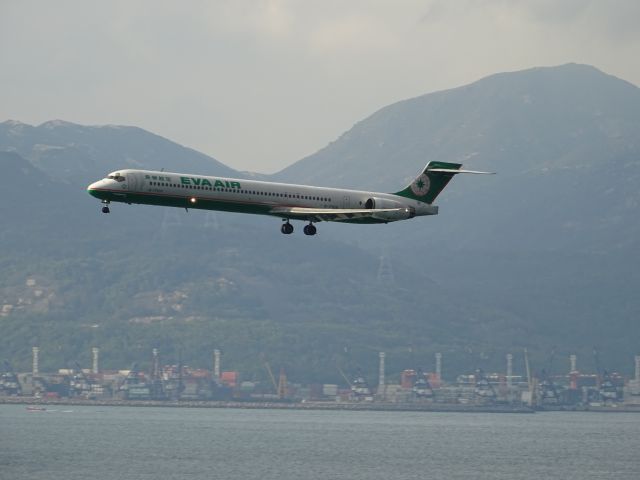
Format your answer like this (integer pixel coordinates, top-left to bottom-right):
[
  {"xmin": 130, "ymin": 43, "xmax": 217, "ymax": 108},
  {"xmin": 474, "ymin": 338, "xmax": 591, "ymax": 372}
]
[{"xmin": 107, "ymin": 173, "xmax": 126, "ymax": 182}]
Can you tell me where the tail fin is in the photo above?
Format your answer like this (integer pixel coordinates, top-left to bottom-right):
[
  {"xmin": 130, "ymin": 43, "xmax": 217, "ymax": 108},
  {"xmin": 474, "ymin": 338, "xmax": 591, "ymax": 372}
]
[{"xmin": 393, "ymin": 161, "xmax": 493, "ymax": 204}]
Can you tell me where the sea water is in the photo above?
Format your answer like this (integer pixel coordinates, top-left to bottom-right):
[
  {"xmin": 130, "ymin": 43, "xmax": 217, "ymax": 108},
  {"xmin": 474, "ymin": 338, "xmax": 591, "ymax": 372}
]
[{"xmin": 1, "ymin": 405, "xmax": 638, "ymax": 479}]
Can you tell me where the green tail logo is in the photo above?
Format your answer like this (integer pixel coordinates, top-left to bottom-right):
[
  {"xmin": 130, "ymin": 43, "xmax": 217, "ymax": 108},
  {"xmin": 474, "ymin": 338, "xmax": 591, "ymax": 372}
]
[{"xmin": 394, "ymin": 161, "xmax": 463, "ymax": 204}]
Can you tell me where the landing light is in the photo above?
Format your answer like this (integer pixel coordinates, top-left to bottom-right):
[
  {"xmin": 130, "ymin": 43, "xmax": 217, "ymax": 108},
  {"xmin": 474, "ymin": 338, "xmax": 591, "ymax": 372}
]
[{"xmin": 190, "ymin": 197, "xmax": 197, "ymax": 204}]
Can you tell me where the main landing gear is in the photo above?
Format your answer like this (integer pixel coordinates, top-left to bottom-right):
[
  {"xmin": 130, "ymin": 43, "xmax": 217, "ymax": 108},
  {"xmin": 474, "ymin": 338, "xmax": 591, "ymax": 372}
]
[
  {"xmin": 101, "ymin": 200, "xmax": 110, "ymax": 214},
  {"xmin": 280, "ymin": 220, "xmax": 317, "ymax": 235},
  {"xmin": 281, "ymin": 221, "xmax": 294, "ymax": 235},
  {"xmin": 303, "ymin": 223, "xmax": 317, "ymax": 236}
]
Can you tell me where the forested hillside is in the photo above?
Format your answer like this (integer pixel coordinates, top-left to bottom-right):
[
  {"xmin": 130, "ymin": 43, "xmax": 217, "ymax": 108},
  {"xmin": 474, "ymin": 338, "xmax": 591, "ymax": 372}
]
[{"xmin": 1, "ymin": 64, "xmax": 639, "ymax": 381}]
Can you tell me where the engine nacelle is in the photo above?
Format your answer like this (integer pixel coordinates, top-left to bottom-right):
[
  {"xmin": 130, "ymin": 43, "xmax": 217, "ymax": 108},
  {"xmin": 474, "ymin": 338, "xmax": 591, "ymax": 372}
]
[
  {"xmin": 364, "ymin": 197, "xmax": 404, "ymax": 210},
  {"xmin": 372, "ymin": 208, "xmax": 416, "ymax": 222},
  {"xmin": 365, "ymin": 197, "xmax": 415, "ymax": 222}
]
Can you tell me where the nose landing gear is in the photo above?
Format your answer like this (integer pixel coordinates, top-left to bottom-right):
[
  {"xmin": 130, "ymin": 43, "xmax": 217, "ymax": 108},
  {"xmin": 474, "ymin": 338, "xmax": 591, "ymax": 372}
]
[{"xmin": 101, "ymin": 200, "xmax": 110, "ymax": 214}]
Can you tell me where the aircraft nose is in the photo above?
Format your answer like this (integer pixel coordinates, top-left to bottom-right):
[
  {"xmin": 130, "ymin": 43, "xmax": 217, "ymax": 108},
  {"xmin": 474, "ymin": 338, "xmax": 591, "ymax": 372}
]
[{"xmin": 87, "ymin": 180, "xmax": 105, "ymax": 199}]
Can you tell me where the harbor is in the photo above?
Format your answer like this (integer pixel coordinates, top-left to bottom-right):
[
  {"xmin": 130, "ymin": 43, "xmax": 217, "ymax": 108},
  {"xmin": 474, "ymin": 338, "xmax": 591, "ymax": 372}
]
[{"xmin": 3, "ymin": 346, "xmax": 640, "ymax": 413}]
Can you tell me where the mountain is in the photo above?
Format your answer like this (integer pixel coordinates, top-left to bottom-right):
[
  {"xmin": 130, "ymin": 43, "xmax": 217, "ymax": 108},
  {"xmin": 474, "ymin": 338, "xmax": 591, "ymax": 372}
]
[
  {"xmin": 278, "ymin": 64, "xmax": 640, "ymax": 253},
  {"xmin": 276, "ymin": 63, "xmax": 640, "ymax": 372},
  {"xmin": 0, "ymin": 145, "xmax": 499, "ymax": 381},
  {"xmin": 0, "ymin": 120, "xmax": 241, "ymax": 186},
  {"xmin": 1, "ymin": 64, "xmax": 639, "ymax": 380},
  {"xmin": 277, "ymin": 64, "xmax": 640, "ymax": 187}
]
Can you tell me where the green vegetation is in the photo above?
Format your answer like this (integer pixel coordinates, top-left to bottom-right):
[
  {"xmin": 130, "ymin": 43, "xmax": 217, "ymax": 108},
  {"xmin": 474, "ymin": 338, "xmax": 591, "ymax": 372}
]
[{"xmin": 2, "ymin": 64, "xmax": 640, "ymax": 381}]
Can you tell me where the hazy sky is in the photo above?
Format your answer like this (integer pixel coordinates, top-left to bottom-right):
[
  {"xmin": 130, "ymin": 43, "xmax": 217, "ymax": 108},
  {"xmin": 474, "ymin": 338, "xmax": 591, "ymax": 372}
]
[{"xmin": 2, "ymin": 1, "xmax": 639, "ymax": 173}]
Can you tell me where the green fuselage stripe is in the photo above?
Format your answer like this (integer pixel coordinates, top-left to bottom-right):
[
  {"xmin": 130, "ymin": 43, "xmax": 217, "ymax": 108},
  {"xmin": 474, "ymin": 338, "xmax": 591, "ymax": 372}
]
[
  {"xmin": 88, "ymin": 188, "xmax": 390, "ymax": 224},
  {"xmin": 89, "ymin": 188, "xmax": 278, "ymax": 216}
]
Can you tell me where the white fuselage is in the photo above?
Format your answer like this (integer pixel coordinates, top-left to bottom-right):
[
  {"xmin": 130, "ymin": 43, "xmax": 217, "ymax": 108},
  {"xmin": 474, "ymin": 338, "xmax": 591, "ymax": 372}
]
[{"xmin": 87, "ymin": 169, "xmax": 439, "ymax": 223}]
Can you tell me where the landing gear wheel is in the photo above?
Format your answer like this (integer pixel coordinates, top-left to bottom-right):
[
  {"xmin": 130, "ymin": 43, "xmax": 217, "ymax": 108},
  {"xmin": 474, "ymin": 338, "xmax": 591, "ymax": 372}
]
[
  {"xmin": 303, "ymin": 223, "xmax": 317, "ymax": 236},
  {"xmin": 281, "ymin": 222, "xmax": 294, "ymax": 234},
  {"xmin": 101, "ymin": 206, "xmax": 110, "ymax": 214}
]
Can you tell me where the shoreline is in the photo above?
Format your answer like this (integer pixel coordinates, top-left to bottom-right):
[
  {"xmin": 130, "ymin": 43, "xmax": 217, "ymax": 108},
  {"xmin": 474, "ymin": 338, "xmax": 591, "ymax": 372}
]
[
  {"xmin": 5, "ymin": 396, "xmax": 640, "ymax": 413},
  {"xmin": 0, "ymin": 396, "xmax": 535, "ymax": 413}
]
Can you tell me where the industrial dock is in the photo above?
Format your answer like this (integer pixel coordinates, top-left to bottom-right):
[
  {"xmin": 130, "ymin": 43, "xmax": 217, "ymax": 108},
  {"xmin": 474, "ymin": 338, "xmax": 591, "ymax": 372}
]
[{"xmin": 3, "ymin": 346, "xmax": 640, "ymax": 413}]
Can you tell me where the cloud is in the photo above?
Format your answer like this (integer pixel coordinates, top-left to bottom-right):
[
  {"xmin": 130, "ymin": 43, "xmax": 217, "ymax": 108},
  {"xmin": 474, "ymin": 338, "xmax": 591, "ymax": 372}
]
[
  {"xmin": 308, "ymin": 14, "xmax": 397, "ymax": 55},
  {"xmin": 0, "ymin": 0, "xmax": 639, "ymax": 173},
  {"xmin": 418, "ymin": 0, "xmax": 640, "ymax": 43},
  {"xmin": 200, "ymin": 0, "xmax": 295, "ymax": 39}
]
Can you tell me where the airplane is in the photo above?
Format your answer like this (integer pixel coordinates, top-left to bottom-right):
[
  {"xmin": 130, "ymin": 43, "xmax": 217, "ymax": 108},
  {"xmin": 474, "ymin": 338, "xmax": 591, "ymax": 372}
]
[{"xmin": 87, "ymin": 161, "xmax": 492, "ymax": 235}]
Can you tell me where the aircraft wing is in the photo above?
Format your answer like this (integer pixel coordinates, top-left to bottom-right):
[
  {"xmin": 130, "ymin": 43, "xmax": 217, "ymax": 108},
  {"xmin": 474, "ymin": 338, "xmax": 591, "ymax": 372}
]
[{"xmin": 270, "ymin": 206, "xmax": 403, "ymax": 222}]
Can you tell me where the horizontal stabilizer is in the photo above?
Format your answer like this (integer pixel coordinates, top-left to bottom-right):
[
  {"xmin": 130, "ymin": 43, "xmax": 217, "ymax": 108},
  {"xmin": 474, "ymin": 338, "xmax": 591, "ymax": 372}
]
[{"xmin": 427, "ymin": 168, "xmax": 495, "ymax": 175}]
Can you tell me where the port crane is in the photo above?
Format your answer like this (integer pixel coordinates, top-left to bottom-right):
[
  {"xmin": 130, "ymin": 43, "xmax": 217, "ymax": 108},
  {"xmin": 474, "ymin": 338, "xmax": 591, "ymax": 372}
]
[
  {"xmin": 277, "ymin": 368, "xmax": 288, "ymax": 400},
  {"xmin": 120, "ymin": 362, "xmax": 142, "ymax": 399},
  {"xmin": 538, "ymin": 349, "xmax": 560, "ymax": 404},
  {"xmin": 593, "ymin": 348, "xmax": 621, "ymax": 403},
  {"xmin": 1, "ymin": 360, "xmax": 22, "ymax": 396},
  {"xmin": 70, "ymin": 361, "xmax": 96, "ymax": 399},
  {"xmin": 412, "ymin": 368, "xmax": 434, "ymax": 399},
  {"xmin": 336, "ymin": 364, "xmax": 353, "ymax": 388},
  {"xmin": 336, "ymin": 363, "xmax": 371, "ymax": 399},
  {"xmin": 350, "ymin": 369, "xmax": 372, "ymax": 399},
  {"xmin": 260, "ymin": 355, "xmax": 288, "ymax": 400},
  {"xmin": 474, "ymin": 368, "xmax": 496, "ymax": 402},
  {"xmin": 263, "ymin": 360, "xmax": 278, "ymax": 392}
]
